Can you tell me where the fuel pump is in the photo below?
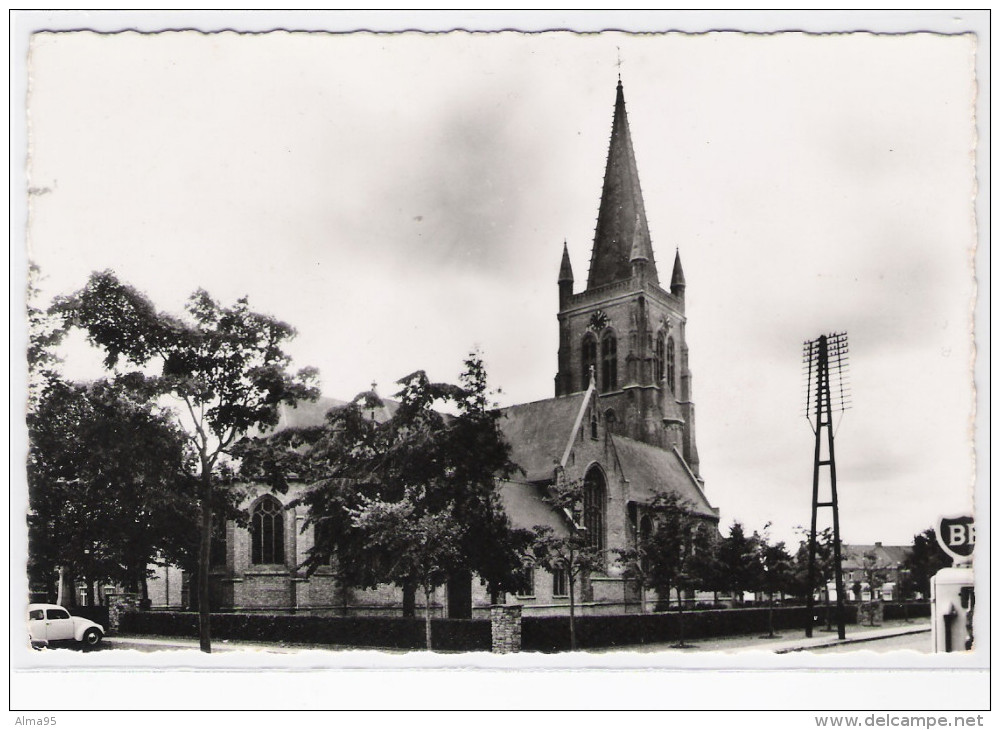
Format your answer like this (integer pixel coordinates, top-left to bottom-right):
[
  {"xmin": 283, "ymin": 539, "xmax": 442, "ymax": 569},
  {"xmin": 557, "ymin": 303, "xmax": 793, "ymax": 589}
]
[
  {"xmin": 930, "ymin": 515, "xmax": 975, "ymax": 653},
  {"xmin": 931, "ymin": 567, "xmax": 974, "ymax": 652}
]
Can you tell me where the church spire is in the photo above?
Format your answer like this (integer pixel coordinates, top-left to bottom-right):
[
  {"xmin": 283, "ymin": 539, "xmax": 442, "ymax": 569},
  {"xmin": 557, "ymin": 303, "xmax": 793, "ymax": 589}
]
[
  {"xmin": 558, "ymin": 240, "xmax": 574, "ymax": 283},
  {"xmin": 558, "ymin": 240, "xmax": 574, "ymax": 309},
  {"xmin": 629, "ymin": 213, "xmax": 649, "ymax": 263},
  {"xmin": 670, "ymin": 248, "xmax": 686, "ymax": 297},
  {"xmin": 586, "ymin": 79, "xmax": 659, "ymax": 290}
]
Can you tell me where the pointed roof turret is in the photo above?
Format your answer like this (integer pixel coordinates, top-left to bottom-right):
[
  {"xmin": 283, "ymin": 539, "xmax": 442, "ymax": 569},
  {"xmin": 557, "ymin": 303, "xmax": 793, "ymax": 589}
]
[
  {"xmin": 558, "ymin": 240, "xmax": 574, "ymax": 283},
  {"xmin": 586, "ymin": 80, "xmax": 659, "ymax": 289},
  {"xmin": 670, "ymin": 248, "xmax": 686, "ymax": 296},
  {"xmin": 629, "ymin": 213, "xmax": 649, "ymax": 263}
]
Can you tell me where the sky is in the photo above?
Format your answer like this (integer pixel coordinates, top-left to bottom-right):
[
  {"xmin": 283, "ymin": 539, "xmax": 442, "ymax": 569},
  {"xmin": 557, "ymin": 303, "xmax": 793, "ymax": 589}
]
[{"xmin": 22, "ymin": 27, "xmax": 981, "ymax": 548}]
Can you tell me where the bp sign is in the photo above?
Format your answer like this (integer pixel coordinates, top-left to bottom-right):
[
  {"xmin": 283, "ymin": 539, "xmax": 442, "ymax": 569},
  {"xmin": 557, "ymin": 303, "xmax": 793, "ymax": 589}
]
[{"xmin": 936, "ymin": 515, "xmax": 975, "ymax": 563}]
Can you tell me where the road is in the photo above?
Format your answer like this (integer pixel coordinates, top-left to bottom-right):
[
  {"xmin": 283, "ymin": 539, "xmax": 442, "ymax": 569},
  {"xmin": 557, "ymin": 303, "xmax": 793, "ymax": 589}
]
[
  {"xmin": 811, "ymin": 630, "xmax": 931, "ymax": 653},
  {"xmin": 34, "ymin": 622, "xmax": 934, "ymax": 654}
]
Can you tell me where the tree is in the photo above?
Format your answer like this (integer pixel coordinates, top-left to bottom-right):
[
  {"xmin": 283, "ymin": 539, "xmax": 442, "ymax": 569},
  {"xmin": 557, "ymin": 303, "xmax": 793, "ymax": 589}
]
[
  {"xmin": 862, "ymin": 551, "xmax": 886, "ymax": 602},
  {"xmin": 793, "ymin": 526, "xmax": 838, "ymax": 630},
  {"xmin": 238, "ymin": 352, "xmax": 531, "ymax": 615},
  {"xmin": 55, "ymin": 271, "xmax": 318, "ymax": 651},
  {"xmin": 903, "ymin": 528, "xmax": 951, "ymax": 600},
  {"xmin": 616, "ymin": 491, "xmax": 712, "ymax": 648},
  {"xmin": 531, "ymin": 478, "xmax": 604, "ymax": 651},
  {"xmin": 754, "ymin": 527, "xmax": 794, "ymax": 638},
  {"xmin": 27, "ymin": 376, "xmax": 193, "ymax": 605},
  {"xmin": 349, "ymin": 487, "xmax": 461, "ymax": 650},
  {"xmin": 718, "ymin": 521, "xmax": 760, "ymax": 604},
  {"xmin": 26, "ymin": 262, "xmax": 67, "ymax": 408},
  {"xmin": 687, "ymin": 529, "xmax": 725, "ymax": 606}
]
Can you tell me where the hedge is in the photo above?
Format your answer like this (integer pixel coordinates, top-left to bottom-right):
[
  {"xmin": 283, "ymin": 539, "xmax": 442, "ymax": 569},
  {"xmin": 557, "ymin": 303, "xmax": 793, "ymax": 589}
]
[
  {"xmin": 72, "ymin": 605, "xmax": 110, "ymax": 628},
  {"xmin": 118, "ymin": 602, "xmax": 929, "ymax": 652},
  {"xmin": 118, "ymin": 611, "xmax": 491, "ymax": 651},
  {"xmin": 882, "ymin": 602, "xmax": 931, "ymax": 621},
  {"xmin": 523, "ymin": 606, "xmax": 856, "ymax": 652}
]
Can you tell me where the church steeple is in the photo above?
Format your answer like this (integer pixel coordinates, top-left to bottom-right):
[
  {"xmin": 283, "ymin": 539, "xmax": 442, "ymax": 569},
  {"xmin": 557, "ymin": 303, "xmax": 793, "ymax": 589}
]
[
  {"xmin": 554, "ymin": 79, "xmax": 700, "ymax": 479},
  {"xmin": 586, "ymin": 80, "xmax": 659, "ymax": 290}
]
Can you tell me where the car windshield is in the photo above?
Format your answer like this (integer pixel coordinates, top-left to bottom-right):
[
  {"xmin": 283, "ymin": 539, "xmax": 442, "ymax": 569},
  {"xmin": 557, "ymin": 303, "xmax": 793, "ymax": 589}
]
[{"xmin": 29, "ymin": 610, "xmax": 44, "ymax": 620}]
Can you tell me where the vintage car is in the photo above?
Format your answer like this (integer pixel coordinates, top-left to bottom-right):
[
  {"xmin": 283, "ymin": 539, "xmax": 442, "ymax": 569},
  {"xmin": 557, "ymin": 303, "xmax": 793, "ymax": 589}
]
[{"xmin": 27, "ymin": 603, "xmax": 104, "ymax": 647}]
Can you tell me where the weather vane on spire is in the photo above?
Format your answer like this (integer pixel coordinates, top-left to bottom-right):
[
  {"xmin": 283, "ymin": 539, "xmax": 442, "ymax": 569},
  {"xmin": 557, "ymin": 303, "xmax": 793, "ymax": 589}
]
[{"xmin": 616, "ymin": 46, "xmax": 623, "ymax": 80}]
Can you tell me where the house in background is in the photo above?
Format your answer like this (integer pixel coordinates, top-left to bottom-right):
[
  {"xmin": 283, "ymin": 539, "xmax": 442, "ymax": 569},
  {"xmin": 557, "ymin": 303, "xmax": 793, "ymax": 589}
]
[{"xmin": 838, "ymin": 542, "xmax": 912, "ymax": 602}]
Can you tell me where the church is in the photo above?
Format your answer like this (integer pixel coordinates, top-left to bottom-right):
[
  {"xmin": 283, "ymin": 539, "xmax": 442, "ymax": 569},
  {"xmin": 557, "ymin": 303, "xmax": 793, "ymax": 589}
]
[{"xmin": 164, "ymin": 79, "xmax": 720, "ymax": 618}]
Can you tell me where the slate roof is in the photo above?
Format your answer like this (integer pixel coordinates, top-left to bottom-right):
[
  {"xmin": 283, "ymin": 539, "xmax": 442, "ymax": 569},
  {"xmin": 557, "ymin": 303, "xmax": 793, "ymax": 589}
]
[
  {"xmin": 587, "ymin": 80, "xmax": 660, "ymax": 289},
  {"xmin": 841, "ymin": 544, "xmax": 911, "ymax": 569},
  {"xmin": 498, "ymin": 393, "xmax": 587, "ymax": 483},
  {"xmin": 499, "ymin": 480, "xmax": 570, "ymax": 536},
  {"xmin": 612, "ymin": 435, "xmax": 718, "ymax": 519}
]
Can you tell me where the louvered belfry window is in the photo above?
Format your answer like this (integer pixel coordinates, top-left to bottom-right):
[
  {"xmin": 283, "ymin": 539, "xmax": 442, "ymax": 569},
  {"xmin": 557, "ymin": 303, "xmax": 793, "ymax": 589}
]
[
  {"xmin": 666, "ymin": 337, "xmax": 676, "ymax": 392},
  {"xmin": 601, "ymin": 333, "xmax": 617, "ymax": 392},
  {"xmin": 251, "ymin": 495, "xmax": 285, "ymax": 565},
  {"xmin": 654, "ymin": 332, "xmax": 665, "ymax": 383}
]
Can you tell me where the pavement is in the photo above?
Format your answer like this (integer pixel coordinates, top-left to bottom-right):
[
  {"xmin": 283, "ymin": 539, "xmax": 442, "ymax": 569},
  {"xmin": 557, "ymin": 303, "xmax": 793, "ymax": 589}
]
[
  {"xmin": 101, "ymin": 618, "xmax": 931, "ymax": 654},
  {"xmin": 103, "ymin": 635, "xmax": 329, "ymax": 653},
  {"xmin": 607, "ymin": 618, "xmax": 932, "ymax": 654}
]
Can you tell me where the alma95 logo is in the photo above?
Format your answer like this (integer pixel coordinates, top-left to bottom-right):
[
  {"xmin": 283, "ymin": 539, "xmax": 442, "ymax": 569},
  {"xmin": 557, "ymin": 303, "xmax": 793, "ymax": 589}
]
[{"xmin": 935, "ymin": 515, "xmax": 975, "ymax": 563}]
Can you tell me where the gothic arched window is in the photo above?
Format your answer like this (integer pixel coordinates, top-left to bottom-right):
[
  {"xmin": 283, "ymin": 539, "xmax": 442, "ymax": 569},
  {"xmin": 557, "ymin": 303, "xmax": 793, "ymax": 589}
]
[
  {"xmin": 639, "ymin": 515, "xmax": 653, "ymax": 572},
  {"xmin": 250, "ymin": 495, "xmax": 285, "ymax": 565},
  {"xmin": 654, "ymin": 331, "xmax": 665, "ymax": 383},
  {"xmin": 601, "ymin": 333, "xmax": 618, "ymax": 393},
  {"xmin": 666, "ymin": 337, "xmax": 676, "ymax": 393},
  {"xmin": 581, "ymin": 334, "xmax": 598, "ymax": 390},
  {"xmin": 583, "ymin": 466, "xmax": 607, "ymax": 555}
]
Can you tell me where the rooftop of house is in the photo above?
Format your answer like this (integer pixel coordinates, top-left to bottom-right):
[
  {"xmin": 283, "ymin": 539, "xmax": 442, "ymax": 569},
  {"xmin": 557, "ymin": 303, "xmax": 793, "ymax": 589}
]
[{"xmin": 840, "ymin": 542, "xmax": 912, "ymax": 569}]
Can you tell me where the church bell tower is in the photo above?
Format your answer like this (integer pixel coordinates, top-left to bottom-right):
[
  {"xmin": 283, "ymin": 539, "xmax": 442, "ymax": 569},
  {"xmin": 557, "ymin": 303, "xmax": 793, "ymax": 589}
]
[{"xmin": 554, "ymin": 80, "xmax": 700, "ymax": 477}]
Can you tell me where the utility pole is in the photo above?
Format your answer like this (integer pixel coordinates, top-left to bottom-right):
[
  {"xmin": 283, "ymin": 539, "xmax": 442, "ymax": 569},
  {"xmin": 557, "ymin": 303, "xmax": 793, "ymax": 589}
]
[{"xmin": 803, "ymin": 333, "xmax": 850, "ymax": 639}]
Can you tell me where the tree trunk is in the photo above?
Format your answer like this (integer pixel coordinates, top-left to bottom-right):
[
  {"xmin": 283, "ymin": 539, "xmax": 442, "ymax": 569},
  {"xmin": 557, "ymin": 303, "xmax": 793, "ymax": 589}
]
[
  {"xmin": 423, "ymin": 584, "xmax": 433, "ymax": 651},
  {"xmin": 568, "ymin": 573, "xmax": 577, "ymax": 652},
  {"xmin": 402, "ymin": 580, "xmax": 416, "ymax": 618},
  {"xmin": 824, "ymin": 583, "xmax": 832, "ymax": 630},
  {"xmin": 66, "ymin": 568, "xmax": 78, "ymax": 608},
  {"xmin": 677, "ymin": 589, "xmax": 686, "ymax": 647},
  {"xmin": 85, "ymin": 578, "xmax": 95, "ymax": 607},
  {"xmin": 339, "ymin": 569, "xmax": 350, "ymax": 617},
  {"xmin": 56, "ymin": 565, "xmax": 65, "ymax": 606},
  {"xmin": 197, "ymin": 471, "xmax": 213, "ymax": 653},
  {"xmin": 767, "ymin": 591, "xmax": 775, "ymax": 638}
]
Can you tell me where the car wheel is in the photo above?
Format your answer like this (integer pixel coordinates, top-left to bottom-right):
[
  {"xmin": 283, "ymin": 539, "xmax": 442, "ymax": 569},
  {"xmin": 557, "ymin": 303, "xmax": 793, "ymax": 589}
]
[{"xmin": 82, "ymin": 628, "xmax": 103, "ymax": 647}]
